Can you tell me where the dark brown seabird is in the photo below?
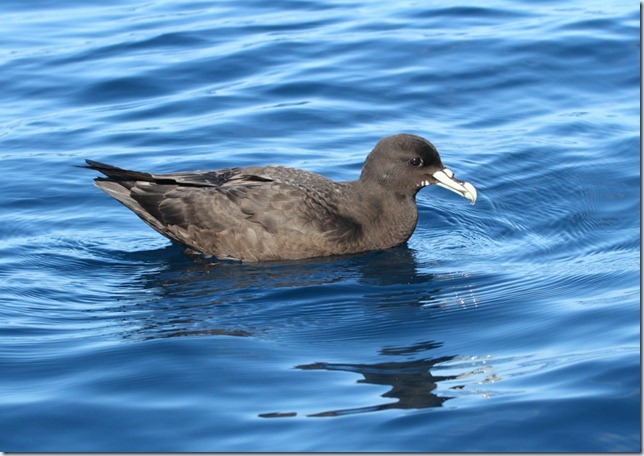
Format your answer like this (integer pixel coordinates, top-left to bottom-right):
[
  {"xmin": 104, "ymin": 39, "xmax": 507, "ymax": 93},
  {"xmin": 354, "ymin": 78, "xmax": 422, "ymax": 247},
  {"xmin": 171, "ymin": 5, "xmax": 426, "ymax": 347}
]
[{"xmin": 85, "ymin": 133, "xmax": 477, "ymax": 262}]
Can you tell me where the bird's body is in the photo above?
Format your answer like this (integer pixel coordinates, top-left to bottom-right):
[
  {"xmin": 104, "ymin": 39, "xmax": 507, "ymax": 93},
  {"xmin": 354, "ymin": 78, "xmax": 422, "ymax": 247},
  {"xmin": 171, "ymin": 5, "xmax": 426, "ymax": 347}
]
[{"xmin": 86, "ymin": 134, "xmax": 477, "ymax": 262}]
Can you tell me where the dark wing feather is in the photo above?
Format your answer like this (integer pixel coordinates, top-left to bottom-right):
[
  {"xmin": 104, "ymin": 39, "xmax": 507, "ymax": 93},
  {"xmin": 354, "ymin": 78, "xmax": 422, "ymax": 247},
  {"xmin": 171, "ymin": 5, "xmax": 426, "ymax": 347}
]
[{"xmin": 85, "ymin": 159, "xmax": 240, "ymax": 188}]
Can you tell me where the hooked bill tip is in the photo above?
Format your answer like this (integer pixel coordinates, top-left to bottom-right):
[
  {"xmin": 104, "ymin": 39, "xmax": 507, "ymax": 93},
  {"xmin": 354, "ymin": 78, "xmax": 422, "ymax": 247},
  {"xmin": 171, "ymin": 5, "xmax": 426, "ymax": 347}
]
[{"xmin": 463, "ymin": 182, "xmax": 477, "ymax": 204}]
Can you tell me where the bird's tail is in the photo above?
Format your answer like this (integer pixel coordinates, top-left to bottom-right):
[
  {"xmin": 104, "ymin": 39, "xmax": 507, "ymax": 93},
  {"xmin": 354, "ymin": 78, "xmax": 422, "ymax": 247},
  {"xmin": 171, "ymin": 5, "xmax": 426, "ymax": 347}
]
[{"xmin": 82, "ymin": 159, "xmax": 157, "ymax": 189}]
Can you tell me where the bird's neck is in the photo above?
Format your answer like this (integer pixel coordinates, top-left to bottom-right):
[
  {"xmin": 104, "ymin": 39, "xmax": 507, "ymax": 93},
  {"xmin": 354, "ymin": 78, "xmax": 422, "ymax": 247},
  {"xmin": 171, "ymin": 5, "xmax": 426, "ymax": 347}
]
[{"xmin": 345, "ymin": 180, "xmax": 419, "ymax": 250}]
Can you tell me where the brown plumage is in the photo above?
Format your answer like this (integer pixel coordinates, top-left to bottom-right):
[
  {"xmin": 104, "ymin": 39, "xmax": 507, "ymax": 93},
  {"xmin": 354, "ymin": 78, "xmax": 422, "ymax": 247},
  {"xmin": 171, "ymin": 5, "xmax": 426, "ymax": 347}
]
[{"xmin": 85, "ymin": 134, "xmax": 477, "ymax": 261}]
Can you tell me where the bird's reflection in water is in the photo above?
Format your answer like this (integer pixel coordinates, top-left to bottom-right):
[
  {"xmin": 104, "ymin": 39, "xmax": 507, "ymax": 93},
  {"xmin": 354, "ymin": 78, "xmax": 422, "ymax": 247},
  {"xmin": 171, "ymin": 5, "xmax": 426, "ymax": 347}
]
[
  {"xmin": 296, "ymin": 356, "xmax": 457, "ymax": 417},
  {"xmin": 115, "ymin": 246, "xmax": 462, "ymax": 341},
  {"xmin": 260, "ymin": 341, "xmax": 468, "ymax": 419},
  {"xmin": 110, "ymin": 246, "xmax": 489, "ymax": 419}
]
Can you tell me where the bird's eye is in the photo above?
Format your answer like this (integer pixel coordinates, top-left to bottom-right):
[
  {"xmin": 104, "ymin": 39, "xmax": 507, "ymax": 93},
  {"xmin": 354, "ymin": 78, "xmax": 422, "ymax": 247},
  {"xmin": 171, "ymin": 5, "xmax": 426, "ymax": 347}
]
[{"xmin": 409, "ymin": 157, "xmax": 423, "ymax": 167}]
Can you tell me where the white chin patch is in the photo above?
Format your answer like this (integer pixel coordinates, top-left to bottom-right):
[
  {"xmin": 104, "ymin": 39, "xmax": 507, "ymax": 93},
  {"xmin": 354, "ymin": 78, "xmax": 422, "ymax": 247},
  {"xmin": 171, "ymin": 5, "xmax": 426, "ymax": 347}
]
[{"xmin": 418, "ymin": 179, "xmax": 431, "ymax": 188}]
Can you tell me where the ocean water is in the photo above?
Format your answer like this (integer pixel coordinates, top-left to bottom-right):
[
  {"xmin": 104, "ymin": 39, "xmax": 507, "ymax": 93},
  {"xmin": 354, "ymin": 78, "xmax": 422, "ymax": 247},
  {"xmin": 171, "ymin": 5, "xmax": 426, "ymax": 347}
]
[{"xmin": 0, "ymin": 0, "xmax": 639, "ymax": 452}]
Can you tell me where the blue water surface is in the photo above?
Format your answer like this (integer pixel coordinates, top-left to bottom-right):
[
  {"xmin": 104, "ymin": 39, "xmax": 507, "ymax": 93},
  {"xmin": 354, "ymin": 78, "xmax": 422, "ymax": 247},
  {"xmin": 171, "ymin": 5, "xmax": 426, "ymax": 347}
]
[{"xmin": 0, "ymin": 0, "xmax": 640, "ymax": 452}]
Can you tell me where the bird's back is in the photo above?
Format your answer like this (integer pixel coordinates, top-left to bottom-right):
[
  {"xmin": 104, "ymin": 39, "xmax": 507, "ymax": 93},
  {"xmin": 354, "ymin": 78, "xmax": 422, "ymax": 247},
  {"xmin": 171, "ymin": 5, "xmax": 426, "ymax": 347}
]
[{"xmin": 88, "ymin": 160, "xmax": 365, "ymax": 261}]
